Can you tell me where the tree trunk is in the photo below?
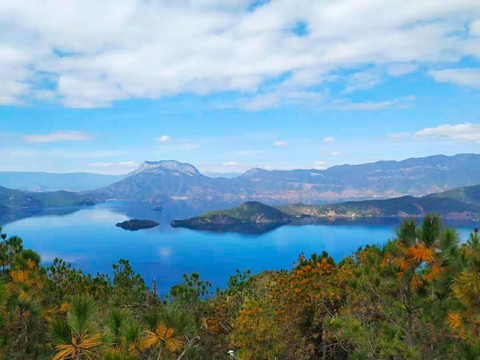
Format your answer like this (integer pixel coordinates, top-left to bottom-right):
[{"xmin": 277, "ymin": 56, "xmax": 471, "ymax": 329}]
[{"xmin": 322, "ymin": 324, "xmax": 327, "ymax": 360}]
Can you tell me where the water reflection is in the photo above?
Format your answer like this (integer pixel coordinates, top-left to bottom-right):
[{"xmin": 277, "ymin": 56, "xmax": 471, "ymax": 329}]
[
  {"xmin": 0, "ymin": 207, "xmax": 81, "ymax": 225},
  {"xmin": 0, "ymin": 200, "xmax": 478, "ymax": 295}
]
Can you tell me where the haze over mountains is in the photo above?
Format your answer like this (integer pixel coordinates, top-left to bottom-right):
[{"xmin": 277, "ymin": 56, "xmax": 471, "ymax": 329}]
[
  {"xmin": 203, "ymin": 172, "xmax": 242, "ymax": 179},
  {"xmin": 2, "ymin": 154, "xmax": 480, "ymax": 210},
  {"xmin": 93, "ymin": 154, "xmax": 480, "ymax": 204},
  {"xmin": 0, "ymin": 172, "xmax": 124, "ymax": 192}
]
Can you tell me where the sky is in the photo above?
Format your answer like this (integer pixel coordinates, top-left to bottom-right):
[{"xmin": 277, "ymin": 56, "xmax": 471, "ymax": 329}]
[{"xmin": 1, "ymin": 0, "xmax": 480, "ymax": 175}]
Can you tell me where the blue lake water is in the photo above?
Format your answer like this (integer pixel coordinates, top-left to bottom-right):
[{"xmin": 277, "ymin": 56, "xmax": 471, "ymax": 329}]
[{"xmin": 1, "ymin": 201, "xmax": 477, "ymax": 294}]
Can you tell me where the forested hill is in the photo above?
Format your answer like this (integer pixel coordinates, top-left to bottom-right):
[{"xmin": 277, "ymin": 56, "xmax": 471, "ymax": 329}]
[
  {"xmin": 281, "ymin": 184, "xmax": 480, "ymax": 221},
  {"xmin": 0, "ymin": 186, "xmax": 96, "ymax": 212},
  {"xmin": 172, "ymin": 185, "xmax": 480, "ymax": 231},
  {"xmin": 170, "ymin": 201, "xmax": 291, "ymax": 232}
]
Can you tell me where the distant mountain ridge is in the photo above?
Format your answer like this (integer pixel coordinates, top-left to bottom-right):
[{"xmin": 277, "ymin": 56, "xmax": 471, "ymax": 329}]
[
  {"xmin": 278, "ymin": 184, "xmax": 480, "ymax": 221},
  {"xmin": 172, "ymin": 184, "xmax": 480, "ymax": 232},
  {"xmin": 0, "ymin": 172, "xmax": 124, "ymax": 192},
  {"xmin": 231, "ymin": 153, "xmax": 480, "ymax": 201},
  {"xmin": 3, "ymin": 154, "xmax": 480, "ymax": 208},
  {"xmin": 93, "ymin": 154, "xmax": 480, "ymax": 203}
]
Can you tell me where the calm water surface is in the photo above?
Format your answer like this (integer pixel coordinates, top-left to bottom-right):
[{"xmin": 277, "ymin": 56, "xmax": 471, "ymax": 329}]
[{"xmin": 1, "ymin": 201, "xmax": 477, "ymax": 294}]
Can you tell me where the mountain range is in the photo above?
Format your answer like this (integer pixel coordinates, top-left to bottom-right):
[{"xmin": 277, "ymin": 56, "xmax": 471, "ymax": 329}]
[
  {"xmin": 92, "ymin": 154, "xmax": 480, "ymax": 203},
  {"xmin": 171, "ymin": 184, "xmax": 480, "ymax": 232},
  {"xmin": 2, "ymin": 154, "xmax": 480, "ymax": 212},
  {"xmin": 278, "ymin": 184, "xmax": 480, "ymax": 221}
]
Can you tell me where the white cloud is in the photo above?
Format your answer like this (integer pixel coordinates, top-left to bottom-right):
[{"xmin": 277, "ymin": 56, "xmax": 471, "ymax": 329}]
[
  {"xmin": 239, "ymin": 91, "xmax": 415, "ymax": 111},
  {"xmin": 33, "ymin": 89, "xmax": 56, "ymax": 101},
  {"xmin": 322, "ymin": 136, "xmax": 334, "ymax": 143},
  {"xmin": 197, "ymin": 161, "xmax": 253, "ymax": 173},
  {"xmin": 58, "ymin": 74, "xmax": 128, "ymax": 108},
  {"xmin": 429, "ymin": 68, "xmax": 480, "ymax": 88},
  {"xmin": 470, "ymin": 19, "xmax": 480, "ymax": 35},
  {"xmin": 273, "ymin": 141, "xmax": 289, "ymax": 147},
  {"xmin": 343, "ymin": 70, "xmax": 383, "ymax": 93},
  {"xmin": 222, "ymin": 161, "xmax": 239, "ymax": 166},
  {"xmin": 0, "ymin": 45, "xmax": 33, "ymax": 105},
  {"xmin": 241, "ymin": 93, "xmax": 281, "ymax": 111},
  {"xmin": 239, "ymin": 90, "xmax": 327, "ymax": 111},
  {"xmin": 338, "ymin": 95, "xmax": 416, "ymax": 110},
  {"xmin": 314, "ymin": 161, "xmax": 327, "ymax": 169},
  {"xmin": 0, "ymin": 0, "xmax": 479, "ymax": 107},
  {"xmin": 331, "ymin": 151, "xmax": 341, "ymax": 157},
  {"xmin": 91, "ymin": 161, "xmax": 137, "ymax": 168},
  {"xmin": 415, "ymin": 123, "xmax": 480, "ymax": 143},
  {"xmin": 90, "ymin": 160, "xmax": 137, "ymax": 174},
  {"xmin": 340, "ymin": 101, "xmax": 396, "ymax": 110},
  {"xmin": 387, "ymin": 63, "xmax": 419, "ymax": 77},
  {"xmin": 22, "ymin": 131, "xmax": 90, "ymax": 143},
  {"xmin": 157, "ymin": 135, "xmax": 171, "ymax": 143}
]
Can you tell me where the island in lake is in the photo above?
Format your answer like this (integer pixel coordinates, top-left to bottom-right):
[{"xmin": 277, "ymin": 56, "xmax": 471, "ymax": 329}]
[
  {"xmin": 171, "ymin": 201, "xmax": 290, "ymax": 233},
  {"xmin": 171, "ymin": 185, "xmax": 480, "ymax": 232},
  {"xmin": 116, "ymin": 219, "xmax": 159, "ymax": 231}
]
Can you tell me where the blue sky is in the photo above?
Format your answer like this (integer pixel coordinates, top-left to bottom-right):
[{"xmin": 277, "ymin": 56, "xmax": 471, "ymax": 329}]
[{"xmin": 1, "ymin": 0, "xmax": 480, "ymax": 174}]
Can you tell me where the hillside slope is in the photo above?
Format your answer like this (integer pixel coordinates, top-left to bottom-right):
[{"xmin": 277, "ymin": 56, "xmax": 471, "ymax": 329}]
[
  {"xmin": 94, "ymin": 154, "xmax": 480, "ymax": 203},
  {"xmin": 92, "ymin": 160, "xmax": 225, "ymax": 202},
  {"xmin": 173, "ymin": 185, "xmax": 480, "ymax": 231},
  {"xmin": 230, "ymin": 153, "xmax": 480, "ymax": 202},
  {"xmin": 0, "ymin": 186, "xmax": 96, "ymax": 213},
  {"xmin": 280, "ymin": 185, "xmax": 480, "ymax": 221},
  {"xmin": 171, "ymin": 201, "xmax": 291, "ymax": 232}
]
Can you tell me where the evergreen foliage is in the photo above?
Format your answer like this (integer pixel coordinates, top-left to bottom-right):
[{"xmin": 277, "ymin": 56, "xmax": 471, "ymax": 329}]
[{"xmin": 0, "ymin": 217, "xmax": 478, "ymax": 359}]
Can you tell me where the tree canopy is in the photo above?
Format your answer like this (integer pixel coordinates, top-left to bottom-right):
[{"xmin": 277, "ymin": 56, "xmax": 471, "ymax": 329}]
[{"xmin": 0, "ymin": 216, "xmax": 478, "ymax": 359}]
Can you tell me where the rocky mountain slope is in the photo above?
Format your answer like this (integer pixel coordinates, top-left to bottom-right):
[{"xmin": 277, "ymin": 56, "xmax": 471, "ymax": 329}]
[
  {"xmin": 228, "ymin": 153, "xmax": 480, "ymax": 202},
  {"xmin": 91, "ymin": 160, "xmax": 227, "ymax": 202},
  {"xmin": 93, "ymin": 154, "xmax": 480, "ymax": 203}
]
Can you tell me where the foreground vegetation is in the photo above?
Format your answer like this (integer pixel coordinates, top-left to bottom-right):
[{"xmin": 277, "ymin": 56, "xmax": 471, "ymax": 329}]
[{"xmin": 0, "ymin": 214, "xmax": 479, "ymax": 359}]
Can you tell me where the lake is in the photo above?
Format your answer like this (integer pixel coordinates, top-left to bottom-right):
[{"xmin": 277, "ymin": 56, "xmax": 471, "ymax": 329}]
[{"xmin": 0, "ymin": 201, "xmax": 477, "ymax": 294}]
